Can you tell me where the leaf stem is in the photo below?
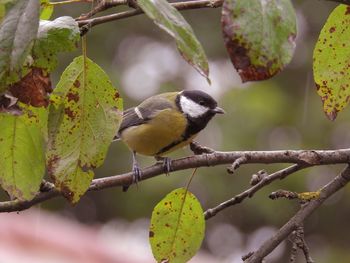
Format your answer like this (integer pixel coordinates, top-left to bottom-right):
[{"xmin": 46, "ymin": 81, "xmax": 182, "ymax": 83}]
[
  {"xmin": 50, "ymin": 0, "xmax": 89, "ymax": 5},
  {"xmin": 82, "ymin": 35, "xmax": 87, "ymax": 60},
  {"xmin": 185, "ymin": 168, "xmax": 198, "ymax": 191}
]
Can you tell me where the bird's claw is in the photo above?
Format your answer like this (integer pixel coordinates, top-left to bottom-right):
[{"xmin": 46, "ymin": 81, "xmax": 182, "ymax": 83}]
[
  {"xmin": 163, "ymin": 157, "xmax": 172, "ymax": 175},
  {"xmin": 122, "ymin": 166, "xmax": 142, "ymax": 192},
  {"xmin": 156, "ymin": 156, "xmax": 172, "ymax": 175},
  {"xmin": 132, "ymin": 164, "xmax": 142, "ymax": 184}
]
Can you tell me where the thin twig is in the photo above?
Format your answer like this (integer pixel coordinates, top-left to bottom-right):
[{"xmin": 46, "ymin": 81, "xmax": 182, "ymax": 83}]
[
  {"xmin": 244, "ymin": 165, "xmax": 350, "ymax": 263},
  {"xmin": 288, "ymin": 225, "xmax": 314, "ymax": 263},
  {"xmin": 50, "ymin": 0, "xmax": 91, "ymax": 5},
  {"xmin": 190, "ymin": 141, "xmax": 215, "ymax": 154},
  {"xmin": 289, "ymin": 239, "xmax": 298, "ymax": 263},
  {"xmin": 77, "ymin": 0, "xmax": 128, "ymax": 20},
  {"xmin": 269, "ymin": 190, "xmax": 320, "ymax": 201},
  {"xmin": 269, "ymin": 189, "xmax": 299, "ymax": 200},
  {"xmin": 227, "ymin": 155, "xmax": 248, "ymax": 174},
  {"xmin": 77, "ymin": 0, "xmax": 224, "ymax": 29},
  {"xmin": 204, "ymin": 164, "xmax": 306, "ymax": 220},
  {"xmin": 250, "ymin": 170, "xmax": 268, "ymax": 185},
  {"xmin": 1, "ymin": 149, "xmax": 350, "ymax": 213}
]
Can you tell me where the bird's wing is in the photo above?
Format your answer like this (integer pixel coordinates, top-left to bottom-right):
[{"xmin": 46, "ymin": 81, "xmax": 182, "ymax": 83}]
[{"xmin": 117, "ymin": 94, "xmax": 177, "ymax": 136}]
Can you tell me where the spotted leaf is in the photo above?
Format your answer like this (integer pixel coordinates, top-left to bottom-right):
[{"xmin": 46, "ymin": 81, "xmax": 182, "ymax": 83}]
[
  {"xmin": 47, "ymin": 56, "xmax": 123, "ymax": 203},
  {"xmin": 149, "ymin": 188, "xmax": 205, "ymax": 263},
  {"xmin": 313, "ymin": 5, "xmax": 350, "ymax": 120},
  {"xmin": 221, "ymin": 0, "xmax": 296, "ymax": 82}
]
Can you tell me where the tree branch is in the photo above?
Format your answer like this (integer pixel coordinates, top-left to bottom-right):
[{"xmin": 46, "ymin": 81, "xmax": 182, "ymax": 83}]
[
  {"xmin": 288, "ymin": 225, "xmax": 314, "ymax": 263},
  {"xmin": 50, "ymin": 0, "xmax": 92, "ymax": 5},
  {"xmin": 244, "ymin": 164, "xmax": 350, "ymax": 263},
  {"xmin": 77, "ymin": 0, "xmax": 224, "ymax": 29},
  {"xmin": 204, "ymin": 163, "xmax": 307, "ymax": 220},
  {"xmin": 0, "ymin": 149, "xmax": 349, "ymax": 213},
  {"xmin": 77, "ymin": 0, "xmax": 128, "ymax": 20}
]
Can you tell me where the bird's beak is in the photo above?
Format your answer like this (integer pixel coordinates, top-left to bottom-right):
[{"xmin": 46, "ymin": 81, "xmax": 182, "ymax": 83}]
[{"xmin": 212, "ymin": 106, "xmax": 225, "ymax": 114}]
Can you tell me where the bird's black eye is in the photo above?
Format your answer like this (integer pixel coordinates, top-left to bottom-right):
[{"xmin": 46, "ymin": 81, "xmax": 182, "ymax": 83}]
[{"xmin": 199, "ymin": 100, "xmax": 205, "ymax": 106}]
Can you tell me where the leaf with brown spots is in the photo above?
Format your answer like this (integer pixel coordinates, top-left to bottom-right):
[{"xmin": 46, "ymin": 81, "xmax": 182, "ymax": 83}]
[
  {"xmin": 149, "ymin": 188, "xmax": 205, "ymax": 263},
  {"xmin": 47, "ymin": 56, "xmax": 123, "ymax": 204},
  {"xmin": 0, "ymin": 104, "xmax": 47, "ymax": 201},
  {"xmin": 9, "ymin": 67, "xmax": 52, "ymax": 107},
  {"xmin": 221, "ymin": 0, "xmax": 296, "ymax": 82},
  {"xmin": 313, "ymin": 5, "xmax": 350, "ymax": 120}
]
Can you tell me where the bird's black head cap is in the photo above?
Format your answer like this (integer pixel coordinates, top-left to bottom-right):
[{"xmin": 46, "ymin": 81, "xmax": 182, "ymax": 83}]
[{"xmin": 181, "ymin": 90, "xmax": 218, "ymax": 111}]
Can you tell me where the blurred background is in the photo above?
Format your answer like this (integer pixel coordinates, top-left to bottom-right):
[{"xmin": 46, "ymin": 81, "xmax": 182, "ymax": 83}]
[{"xmin": 2, "ymin": 1, "xmax": 350, "ymax": 262}]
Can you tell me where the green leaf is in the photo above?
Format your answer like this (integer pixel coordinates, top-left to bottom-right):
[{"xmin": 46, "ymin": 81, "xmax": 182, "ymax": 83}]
[
  {"xmin": 47, "ymin": 56, "xmax": 123, "ymax": 203},
  {"xmin": 221, "ymin": 0, "xmax": 296, "ymax": 82},
  {"xmin": 32, "ymin": 16, "xmax": 80, "ymax": 72},
  {"xmin": 313, "ymin": 5, "xmax": 350, "ymax": 121},
  {"xmin": 137, "ymin": 0, "xmax": 210, "ymax": 82},
  {"xmin": 0, "ymin": 0, "xmax": 40, "ymax": 90},
  {"xmin": 40, "ymin": 0, "xmax": 54, "ymax": 20},
  {"xmin": 0, "ymin": 105, "xmax": 47, "ymax": 201},
  {"xmin": 150, "ymin": 188, "xmax": 205, "ymax": 263}
]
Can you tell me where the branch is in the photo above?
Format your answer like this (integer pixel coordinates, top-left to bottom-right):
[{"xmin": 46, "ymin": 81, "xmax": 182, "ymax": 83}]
[
  {"xmin": 0, "ymin": 149, "xmax": 350, "ymax": 212},
  {"xmin": 50, "ymin": 0, "xmax": 91, "ymax": 5},
  {"xmin": 204, "ymin": 163, "xmax": 307, "ymax": 220},
  {"xmin": 77, "ymin": 0, "xmax": 224, "ymax": 29},
  {"xmin": 244, "ymin": 164, "xmax": 350, "ymax": 263},
  {"xmin": 288, "ymin": 225, "xmax": 314, "ymax": 263},
  {"xmin": 77, "ymin": 0, "xmax": 128, "ymax": 20}
]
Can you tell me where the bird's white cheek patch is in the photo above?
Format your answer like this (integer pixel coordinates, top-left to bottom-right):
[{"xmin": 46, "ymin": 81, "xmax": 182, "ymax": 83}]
[{"xmin": 180, "ymin": 96, "xmax": 208, "ymax": 118}]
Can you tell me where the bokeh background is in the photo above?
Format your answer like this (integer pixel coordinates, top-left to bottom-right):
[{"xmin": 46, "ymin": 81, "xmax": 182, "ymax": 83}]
[{"xmin": 2, "ymin": 1, "xmax": 350, "ymax": 262}]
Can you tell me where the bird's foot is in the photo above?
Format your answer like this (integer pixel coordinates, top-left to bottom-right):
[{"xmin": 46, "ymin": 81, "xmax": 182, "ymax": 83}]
[
  {"xmin": 123, "ymin": 162, "xmax": 142, "ymax": 192},
  {"xmin": 132, "ymin": 163, "xmax": 142, "ymax": 183},
  {"xmin": 155, "ymin": 156, "xmax": 172, "ymax": 175}
]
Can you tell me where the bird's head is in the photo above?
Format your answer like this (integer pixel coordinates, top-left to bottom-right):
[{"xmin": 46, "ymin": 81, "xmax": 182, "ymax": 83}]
[{"xmin": 177, "ymin": 90, "xmax": 225, "ymax": 120}]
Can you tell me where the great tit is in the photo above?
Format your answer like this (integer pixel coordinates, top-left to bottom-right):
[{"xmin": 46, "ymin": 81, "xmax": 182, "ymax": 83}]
[{"xmin": 117, "ymin": 90, "xmax": 224, "ymax": 190}]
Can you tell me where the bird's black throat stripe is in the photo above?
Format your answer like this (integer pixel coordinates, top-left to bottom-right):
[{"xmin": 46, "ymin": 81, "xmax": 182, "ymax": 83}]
[
  {"xmin": 155, "ymin": 118, "xmax": 210, "ymax": 155},
  {"xmin": 155, "ymin": 130, "xmax": 193, "ymax": 156},
  {"xmin": 156, "ymin": 137, "xmax": 186, "ymax": 156}
]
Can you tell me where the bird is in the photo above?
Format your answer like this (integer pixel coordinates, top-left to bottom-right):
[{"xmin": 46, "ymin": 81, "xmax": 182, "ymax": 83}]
[{"xmin": 116, "ymin": 89, "xmax": 225, "ymax": 190}]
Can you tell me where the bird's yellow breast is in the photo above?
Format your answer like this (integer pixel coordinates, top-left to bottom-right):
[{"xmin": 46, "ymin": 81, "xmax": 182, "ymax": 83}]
[{"xmin": 120, "ymin": 108, "xmax": 195, "ymax": 156}]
